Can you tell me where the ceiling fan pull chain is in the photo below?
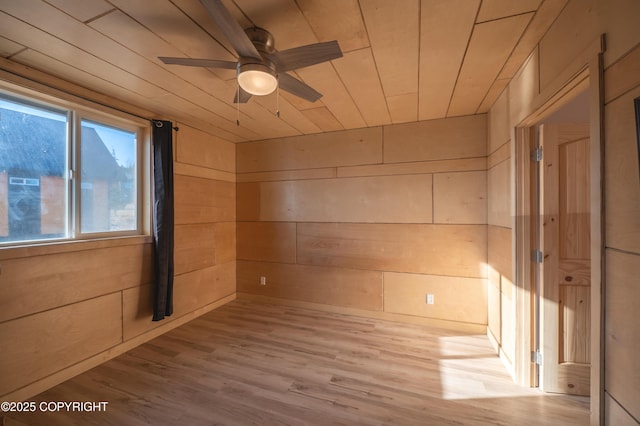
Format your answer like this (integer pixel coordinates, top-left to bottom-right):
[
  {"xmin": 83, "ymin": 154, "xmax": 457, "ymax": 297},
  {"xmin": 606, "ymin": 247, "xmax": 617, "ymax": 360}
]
[
  {"xmin": 236, "ymin": 81, "xmax": 240, "ymax": 126},
  {"xmin": 276, "ymin": 76, "xmax": 280, "ymax": 118}
]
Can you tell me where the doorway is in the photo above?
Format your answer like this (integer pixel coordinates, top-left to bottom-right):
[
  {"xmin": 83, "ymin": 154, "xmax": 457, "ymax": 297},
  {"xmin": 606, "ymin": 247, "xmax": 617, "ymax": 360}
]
[
  {"xmin": 536, "ymin": 118, "xmax": 591, "ymax": 396},
  {"xmin": 515, "ymin": 81, "xmax": 595, "ymax": 396}
]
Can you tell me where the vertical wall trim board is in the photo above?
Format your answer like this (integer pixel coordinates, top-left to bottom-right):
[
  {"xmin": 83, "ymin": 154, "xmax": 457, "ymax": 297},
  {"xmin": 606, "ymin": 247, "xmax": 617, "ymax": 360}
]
[{"xmin": 596, "ymin": 37, "xmax": 606, "ymax": 425}]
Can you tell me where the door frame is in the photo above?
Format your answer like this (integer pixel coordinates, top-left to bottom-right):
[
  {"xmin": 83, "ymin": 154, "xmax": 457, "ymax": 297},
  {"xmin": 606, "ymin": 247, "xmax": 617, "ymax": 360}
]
[{"xmin": 513, "ymin": 51, "xmax": 604, "ymax": 424}]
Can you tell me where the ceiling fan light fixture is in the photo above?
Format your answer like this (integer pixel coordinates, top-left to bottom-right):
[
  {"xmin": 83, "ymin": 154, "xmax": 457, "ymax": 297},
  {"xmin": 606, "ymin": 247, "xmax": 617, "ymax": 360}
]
[
  {"xmin": 237, "ymin": 62, "xmax": 277, "ymax": 96},
  {"xmin": 159, "ymin": 1, "xmax": 342, "ymax": 103}
]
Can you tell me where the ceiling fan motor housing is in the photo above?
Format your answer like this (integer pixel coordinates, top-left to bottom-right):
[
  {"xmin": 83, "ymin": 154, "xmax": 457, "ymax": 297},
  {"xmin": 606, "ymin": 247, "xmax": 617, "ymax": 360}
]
[{"xmin": 244, "ymin": 27, "xmax": 276, "ymax": 55}]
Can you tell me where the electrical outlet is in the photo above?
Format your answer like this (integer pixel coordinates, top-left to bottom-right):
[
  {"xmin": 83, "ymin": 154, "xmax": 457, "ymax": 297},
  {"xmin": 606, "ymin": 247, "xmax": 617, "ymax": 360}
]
[
  {"xmin": 260, "ymin": 276, "xmax": 266, "ymax": 286},
  {"xmin": 426, "ymin": 294, "xmax": 434, "ymax": 305}
]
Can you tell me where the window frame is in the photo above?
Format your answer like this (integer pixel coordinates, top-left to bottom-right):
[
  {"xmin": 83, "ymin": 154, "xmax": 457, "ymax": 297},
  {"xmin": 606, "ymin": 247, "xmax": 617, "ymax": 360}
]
[
  {"xmin": 0, "ymin": 82, "xmax": 150, "ymax": 247},
  {"xmin": 74, "ymin": 110, "xmax": 145, "ymax": 240}
]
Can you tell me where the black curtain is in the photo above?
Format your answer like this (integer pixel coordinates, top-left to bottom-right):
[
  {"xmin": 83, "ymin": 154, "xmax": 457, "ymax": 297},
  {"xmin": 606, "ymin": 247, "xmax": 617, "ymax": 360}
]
[{"xmin": 152, "ymin": 120, "xmax": 174, "ymax": 321}]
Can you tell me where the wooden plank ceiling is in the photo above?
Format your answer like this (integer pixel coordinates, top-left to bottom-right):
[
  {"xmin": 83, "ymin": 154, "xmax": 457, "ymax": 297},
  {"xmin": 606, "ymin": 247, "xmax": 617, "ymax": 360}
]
[{"xmin": 0, "ymin": 0, "xmax": 567, "ymax": 143}]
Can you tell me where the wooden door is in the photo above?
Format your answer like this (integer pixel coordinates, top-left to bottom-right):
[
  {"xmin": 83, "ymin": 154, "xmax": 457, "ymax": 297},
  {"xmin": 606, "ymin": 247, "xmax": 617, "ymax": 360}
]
[{"xmin": 540, "ymin": 123, "xmax": 591, "ymax": 396}]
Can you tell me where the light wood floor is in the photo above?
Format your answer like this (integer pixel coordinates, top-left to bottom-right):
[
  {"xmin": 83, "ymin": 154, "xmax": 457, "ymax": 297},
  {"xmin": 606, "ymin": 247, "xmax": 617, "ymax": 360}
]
[{"xmin": 4, "ymin": 299, "xmax": 589, "ymax": 425}]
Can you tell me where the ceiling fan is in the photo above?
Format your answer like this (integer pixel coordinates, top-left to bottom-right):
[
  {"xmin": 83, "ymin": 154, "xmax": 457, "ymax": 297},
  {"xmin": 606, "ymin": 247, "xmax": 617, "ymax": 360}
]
[{"xmin": 159, "ymin": 0, "xmax": 343, "ymax": 104}]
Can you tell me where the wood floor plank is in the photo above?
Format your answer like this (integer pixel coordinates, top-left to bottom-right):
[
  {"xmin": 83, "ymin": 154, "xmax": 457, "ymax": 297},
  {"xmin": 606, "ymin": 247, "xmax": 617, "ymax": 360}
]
[{"xmin": 5, "ymin": 299, "xmax": 589, "ymax": 425}]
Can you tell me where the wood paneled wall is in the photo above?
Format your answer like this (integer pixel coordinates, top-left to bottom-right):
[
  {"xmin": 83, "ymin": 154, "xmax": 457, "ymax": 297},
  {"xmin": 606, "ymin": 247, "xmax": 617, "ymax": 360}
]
[
  {"xmin": 0, "ymin": 121, "xmax": 236, "ymax": 401},
  {"xmin": 484, "ymin": 0, "xmax": 597, "ymax": 390},
  {"xmin": 486, "ymin": 1, "xmax": 640, "ymax": 422},
  {"xmin": 236, "ymin": 115, "xmax": 488, "ymax": 329},
  {"xmin": 602, "ymin": 40, "xmax": 640, "ymax": 425},
  {"xmin": 484, "ymin": 0, "xmax": 597, "ymax": 396},
  {"xmin": 486, "ymin": 87, "xmax": 516, "ymax": 371}
]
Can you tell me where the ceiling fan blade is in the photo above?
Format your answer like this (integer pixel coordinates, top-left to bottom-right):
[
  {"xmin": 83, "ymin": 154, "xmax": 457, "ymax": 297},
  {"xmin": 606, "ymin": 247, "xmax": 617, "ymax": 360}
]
[
  {"xmin": 268, "ymin": 41, "xmax": 343, "ymax": 72},
  {"xmin": 233, "ymin": 87, "xmax": 252, "ymax": 104},
  {"xmin": 159, "ymin": 57, "xmax": 237, "ymax": 69},
  {"xmin": 278, "ymin": 73, "xmax": 322, "ymax": 103},
  {"xmin": 199, "ymin": 0, "xmax": 261, "ymax": 59}
]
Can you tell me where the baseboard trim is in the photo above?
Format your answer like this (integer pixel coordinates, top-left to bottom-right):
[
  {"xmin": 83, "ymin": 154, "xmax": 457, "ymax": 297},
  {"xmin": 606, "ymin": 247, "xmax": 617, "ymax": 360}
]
[
  {"xmin": 487, "ymin": 328, "xmax": 517, "ymax": 382},
  {"xmin": 487, "ymin": 328, "xmax": 500, "ymax": 353}
]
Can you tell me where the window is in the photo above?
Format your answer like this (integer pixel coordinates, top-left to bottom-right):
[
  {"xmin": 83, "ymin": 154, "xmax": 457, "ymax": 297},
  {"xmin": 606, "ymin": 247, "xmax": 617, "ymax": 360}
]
[
  {"xmin": 0, "ymin": 89, "xmax": 147, "ymax": 245},
  {"xmin": 80, "ymin": 120, "xmax": 138, "ymax": 234}
]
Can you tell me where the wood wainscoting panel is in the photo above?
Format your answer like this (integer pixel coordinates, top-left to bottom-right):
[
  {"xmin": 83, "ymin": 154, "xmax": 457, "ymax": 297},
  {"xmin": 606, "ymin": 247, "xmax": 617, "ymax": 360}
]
[
  {"xmin": 488, "ymin": 267, "xmax": 502, "ymax": 344},
  {"xmin": 0, "ymin": 293, "xmax": 122, "ymax": 396},
  {"xmin": 173, "ymin": 162, "xmax": 236, "ymax": 183},
  {"xmin": 488, "ymin": 158, "xmax": 511, "ymax": 228},
  {"xmin": 488, "ymin": 84, "xmax": 510, "ymax": 154},
  {"xmin": 237, "ymin": 261, "xmax": 383, "ymax": 311},
  {"xmin": 500, "ymin": 278, "xmax": 516, "ymax": 365},
  {"xmin": 237, "ymin": 168, "xmax": 337, "ymax": 183},
  {"xmin": 174, "ymin": 223, "xmax": 216, "ymax": 275},
  {"xmin": 237, "ymin": 222, "xmax": 297, "ymax": 264},
  {"xmin": 214, "ymin": 222, "xmax": 236, "ymax": 265},
  {"xmin": 122, "ymin": 261, "xmax": 236, "ymax": 341},
  {"xmin": 383, "ymin": 114, "xmax": 487, "ymax": 163},
  {"xmin": 236, "ymin": 127, "xmax": 382, "ymax": 173},
  {"xmin": 236, "ymin": 174, "xmax": 433, "ymax": 223},
  {"xmin": 174, "ymin": 174, "xmax": 235, "ymax": 225},
  {"xmin": 487, "ymin": 218, "xmax": 516, "ymax": 363},
  {"xmin": 236, "ymin": 182, "xmax": 261, "ymax": 222},
  {"xmin": 604, "ymin": 85, "xmax": 640, "ymax": 254},
  {"xmin": 174, "ymin": 262, "xmax": 236, "ymax": 318},
  {"xmin": 336, "ymin": 157, "xmax": 487, "ymax": 178},
  {"xmin": 604, "ymin": 44, "xmax": 640, "ymax": 104},
  {"xmin": 488, "ymin": 141, "xmax": 510, "ymax": 169},
  {"xmin": 176, "ymin": 124, "xmax": 235, "ymax": 173},
  {"xmin": 604, "ymin": 392, "xmax": 640, "ymax": 426},
  {"xmin": 605, "ymin": 250, "xmax": 640, "ymax": 421},
  {"xmin": 122, "ymin": 283, "xmax": 157, "ymax": 341},
  {"xmin": 508, "ymin": 49, "xmax": 540, "ymax": 126},
  {"xmin": 0, "ymin": 243, "xmax": 152, "ymax": 323},
  {"xmin": 488, "ymin": 225, "xmax": 513, "ymax": 283},
  {"xmin": 433, "ymin": 171, "xmax": 487, "ymax": 224},
  {"xmin": 383, "ymin": 272, "xmax": 487, "ymax": 325},
  {"xmin": 297, "ymin": 223, "xmax": 487, "ymax": 278}
]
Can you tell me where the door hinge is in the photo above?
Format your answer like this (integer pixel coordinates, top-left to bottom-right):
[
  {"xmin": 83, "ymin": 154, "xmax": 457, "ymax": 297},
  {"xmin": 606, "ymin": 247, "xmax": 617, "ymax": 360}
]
[
  {"xmin": 531, "ymin": 350, "xmax": 542, "ymax": 365},
  {"xmin": 531, "ymin": 249, "xmax": 543, "ymax": 263},
  {"xmin": 531, "ymin": 147, "xmax": 543, "ymax": 162}
]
